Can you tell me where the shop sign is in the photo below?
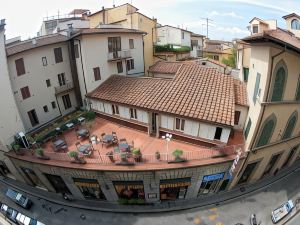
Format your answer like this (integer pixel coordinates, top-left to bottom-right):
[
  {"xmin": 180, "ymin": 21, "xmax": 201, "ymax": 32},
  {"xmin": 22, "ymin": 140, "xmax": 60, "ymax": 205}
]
[
  {"xmin": 229, "ymin": 149, "xmax": 242, "ymax": 178},
  {"xmin": 202, "ymin": 172, "xmax": 225, "ymax": 182}
]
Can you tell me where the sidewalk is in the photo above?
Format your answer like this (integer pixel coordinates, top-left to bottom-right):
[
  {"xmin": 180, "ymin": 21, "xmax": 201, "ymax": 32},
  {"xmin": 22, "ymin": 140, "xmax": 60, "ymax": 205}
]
[
  {"xmin": 0, "ymin": 215, "xmax": 13, "ymax": 225},
  {"xmin": 1, "ymin": 160, "xmax": 300, "ymax": 213}
]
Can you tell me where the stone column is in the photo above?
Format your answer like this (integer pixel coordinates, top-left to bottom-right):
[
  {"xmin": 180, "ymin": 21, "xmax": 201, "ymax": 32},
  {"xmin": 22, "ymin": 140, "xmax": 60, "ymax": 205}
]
[{"xmin": 143, "ymin": 172, "xmax": 160, "ymax": 203}]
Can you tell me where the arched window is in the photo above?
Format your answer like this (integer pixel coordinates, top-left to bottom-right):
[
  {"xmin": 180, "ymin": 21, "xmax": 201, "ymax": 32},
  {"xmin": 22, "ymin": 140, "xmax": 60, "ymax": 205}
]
[
  {"xmin": 282, "ymin": 111, "xmax": 298, "ymax": 140},
  {"xmin": 271, "ymin": 61, "xmax": 287, "ymax": 102},
  {"xmin": 291, "ymin": 19, "xmax": 300, "ymax": 30},
  {"xmin": 256, "ymin": 114, "xmax": 277, "ymax": 147}
]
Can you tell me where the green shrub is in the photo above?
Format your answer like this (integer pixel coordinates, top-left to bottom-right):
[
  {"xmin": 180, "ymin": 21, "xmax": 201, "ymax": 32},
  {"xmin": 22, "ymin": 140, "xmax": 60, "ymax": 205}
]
[
  {"xmin": 83, "ymin": 111, "xmax": 96, "ymax": 121},
  {"xmin": 154, "ymin": 44, "xmax": 191, "ymax": 53},
  {"xmin": 128, "ymin": 199, "xmax": 137, "ymax": 204},
  {"xmin": 68, "ymin": 151, "xmax": 79, "ymax": 158},
  {"xmin": 118, "ymin": 199, "xmax": 128, "ymax": 205},
  {"xmin": 35, "ymin": 135, "xmax": 44, "ymax": 144},
  {"xmin": 132, "ymin": 148, "xmax": 141, "ymax": 156},
  {"xmin": 136, "ymin": 199, "xmax": 145, "ymax": 205},
  {"xmin": 172, "ymin": 149, "xmax": 183, "ymax": 159},
  {"xmin": 35, "ymin": 148, "xmax": 44, "ymax": 156},
  {"xmin": 13, "ymin": 144, "xmax": 20, "ymax": 151}
]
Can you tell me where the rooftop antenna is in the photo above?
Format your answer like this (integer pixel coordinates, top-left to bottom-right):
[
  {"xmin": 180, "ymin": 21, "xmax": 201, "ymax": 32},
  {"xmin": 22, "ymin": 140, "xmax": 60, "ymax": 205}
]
[{"xmin": 201, "ymin": 17, "xmax": 213, "ymax": 38}]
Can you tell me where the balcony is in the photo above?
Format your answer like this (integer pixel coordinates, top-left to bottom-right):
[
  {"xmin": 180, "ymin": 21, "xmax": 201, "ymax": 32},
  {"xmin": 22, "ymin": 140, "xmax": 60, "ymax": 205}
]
[
  {"xmin": 54, "ymin": 82, "xmax": 74, "ymax": 95},
  {"xmin": 107, "ymin": 50, "xmax": 131, "ymax": 61}
]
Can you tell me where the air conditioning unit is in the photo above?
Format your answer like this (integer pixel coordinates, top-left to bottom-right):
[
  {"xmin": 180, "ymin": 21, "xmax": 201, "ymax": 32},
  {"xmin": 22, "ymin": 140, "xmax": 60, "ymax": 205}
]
[{"xmin": 15, "ymin": 132, "xmax": 29, "ymax": 149}]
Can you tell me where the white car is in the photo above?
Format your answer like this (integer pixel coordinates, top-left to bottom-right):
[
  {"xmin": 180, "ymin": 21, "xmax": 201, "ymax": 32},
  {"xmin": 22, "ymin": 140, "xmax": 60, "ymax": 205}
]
[
  {"xmin": 271, "ymin": 200, "xmax": 294, "ymax": 223},
  {"xmin": 16, "ymin": 212, "xmax": 45, "ymax": 225}
]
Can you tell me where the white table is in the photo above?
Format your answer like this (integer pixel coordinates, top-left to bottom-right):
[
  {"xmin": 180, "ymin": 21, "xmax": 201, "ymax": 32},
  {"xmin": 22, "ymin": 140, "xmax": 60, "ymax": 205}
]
[
  {"xmin": 66, "ymin": 123, "xmax": 74, "ymax": 129},
  {"xmin": 77, "ymin": 117, "xmax": 85, "ymax": 123}
]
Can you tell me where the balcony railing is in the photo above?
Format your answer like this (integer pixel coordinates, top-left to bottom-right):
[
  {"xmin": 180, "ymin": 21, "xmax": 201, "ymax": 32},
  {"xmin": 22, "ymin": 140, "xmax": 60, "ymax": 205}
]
[
  {"xmin": 54, "ymin": 82, "xmax": 74, "ymax": 95},
  {"xmin": 107, "ymin": 50, "xmax": 131, "ymax": 61}
]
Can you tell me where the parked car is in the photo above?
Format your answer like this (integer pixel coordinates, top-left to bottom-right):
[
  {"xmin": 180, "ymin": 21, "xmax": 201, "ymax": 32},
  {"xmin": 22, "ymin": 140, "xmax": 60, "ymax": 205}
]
[
  {"xmin": 271, "ymin": 200, "xmax": 294, "ymax": 223},
  {"xmin": 0, "ymin": 203, "xmax": 18, "ymax": 222},
  {"xmin": 6, "ymin": 188, "xmax": 32, "ymax": 209},
  {"xmin": 16, "ymin": 212, "xmax": 46, "ymax": 225}
]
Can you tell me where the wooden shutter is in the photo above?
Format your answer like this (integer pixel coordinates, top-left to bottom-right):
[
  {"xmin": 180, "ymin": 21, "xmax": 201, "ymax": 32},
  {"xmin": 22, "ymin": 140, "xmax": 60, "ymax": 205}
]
[
  {"xmin": 234, "ymin": 111, "xmax": 241, "ymax": 125},
  {"xmin": 256, "ymin": 119, "xmax": 275, "ymax": 147},
  {"xmin": 253, "ymin": 73, "xmax": 261, "ymax": 103},
  {"xmin": 243, "ymin": 67, "xmax": 249, "ymax": 82},
  {"xmin": 271, "ymin": 67, "xmax": 285, "ymax": 102},
  {"xmin": 20, "ymin": 86, "xmax": 30, "ymax": 99},
  {"xmin": 244, "ymin": 119, "xmax": 252, "ymax": 139},
  {"xmin": 74, "ymin": 44, "xmax": 79, "ymax": 58},
  {"xmin": 282, "ymin": 115, "xmax": 297, "ymax": 140},
  {"xmin": 296, "ymin": 75, "xmax": 300, "ymax": 101},
  {"xmin": 93, "ymin": 67, "xmax": 101, "ymax": 81},
  {"xmin": 15, "ymin": 58, "xmax": 25, "ymax": 76},
  {"xmin": 54, "ymin": 47, "xmax": 63, "ymax": 63}
]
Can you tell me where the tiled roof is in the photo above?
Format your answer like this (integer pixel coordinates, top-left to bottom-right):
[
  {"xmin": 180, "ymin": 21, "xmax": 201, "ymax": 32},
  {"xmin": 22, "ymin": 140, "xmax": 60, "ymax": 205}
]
[
  {"xmin": 69, "ymin": 9, "xmax": 90, "ymax": 15},
  {"xmin": 282, "ymin": 13, "xmax": 300, "ymax": 20},
  {"xmin": 6, "ymin": 34, "xmax": 68, "ymax": 56},
  {"xmin": 88, "ymin": 64, "xmax": 236, "ymax": 126},
  {"xmin": 72, "ymin": 28, "xmax": 147, "ymax": 37},
  {"xmin": 243, "ymin": 28, "xmax": 300, "ymax": 53},
  {"xmin": 234, "ymin": 79, "xmax": 248, "ymax": 107},
  {"xmin": 205, "ymin": 58, "xmax": 228, "ymax": 68},
  {"xmin": 148, "ymin": 61, "xmax": 182, "ymax": 74}
]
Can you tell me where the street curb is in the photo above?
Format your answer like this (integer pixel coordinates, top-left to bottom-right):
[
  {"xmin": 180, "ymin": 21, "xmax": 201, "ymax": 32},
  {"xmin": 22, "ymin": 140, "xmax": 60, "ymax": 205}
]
[{"xmin": 1, "ymin": 162, "xmax": 300, "ymax": 213}]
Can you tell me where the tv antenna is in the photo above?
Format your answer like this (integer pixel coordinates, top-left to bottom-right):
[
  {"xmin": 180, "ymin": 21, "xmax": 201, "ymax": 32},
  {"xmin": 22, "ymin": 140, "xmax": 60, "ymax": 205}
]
[{"xmin": 201, "ymin": 17, "xmax": 213, "ymax": 38}]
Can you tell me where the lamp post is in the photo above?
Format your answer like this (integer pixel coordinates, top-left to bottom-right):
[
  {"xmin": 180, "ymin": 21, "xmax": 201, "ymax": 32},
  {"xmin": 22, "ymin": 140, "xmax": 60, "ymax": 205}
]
[{"xmin": 162, "ymin": 133, "xmax": 172, "ymax": 162}]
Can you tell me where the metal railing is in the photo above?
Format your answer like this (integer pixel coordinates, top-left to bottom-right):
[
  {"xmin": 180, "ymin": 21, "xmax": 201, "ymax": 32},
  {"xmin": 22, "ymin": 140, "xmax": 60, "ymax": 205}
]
[
  {"xmin": 43, "ymin": 14, "xmax": 83, "ymax": 22},
  {"xmin": 107, "ymin": 50, "xmax": 131, "ymax": 61},
  {"xmin": 54, "ymin": 82, "xmax": 74, "ymax": 95}
]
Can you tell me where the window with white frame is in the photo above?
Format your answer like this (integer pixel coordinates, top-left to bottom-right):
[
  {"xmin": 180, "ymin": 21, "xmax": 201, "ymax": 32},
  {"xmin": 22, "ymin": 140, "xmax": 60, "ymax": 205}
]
[
  {"xmin": 130, "ymin": 108, "xmax": 137, "ymax": 119},
  {"xmin": 126, "ymin": 59, "xmax": 134, "ymax": 71},
  {"xmin": 175, "ymin": 118, "xmax": 185, "ymax": 131},
  {"xmin": 112, "ymin": 104, "xmax": 119, "ymax": 115}
]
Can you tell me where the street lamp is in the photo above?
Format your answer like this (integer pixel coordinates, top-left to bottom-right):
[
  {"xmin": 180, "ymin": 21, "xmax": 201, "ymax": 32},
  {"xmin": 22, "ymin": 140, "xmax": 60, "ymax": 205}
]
[{"xmin": 162, "ymin": 133, "xmax": 172, "ymax": 161}]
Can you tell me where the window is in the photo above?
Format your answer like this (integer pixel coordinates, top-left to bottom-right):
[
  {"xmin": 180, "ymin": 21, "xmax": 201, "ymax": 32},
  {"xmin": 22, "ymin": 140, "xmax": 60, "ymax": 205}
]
[
  {"xmin": 20, "ymin": 86, "xmax": 31, "ymax": 100},
  {"xmin": 252, "ymin": 25, "xmax": 258, "ymax": 33},
  {"xmin": 112, "ymin": 104, "xmax": 119, "ymax": 115},
  {"xmin": 237, "ymin": 161, "xmax": 258, "ymax": 184},
  {"xmin": 15, "ymin": 58, "xmax": 26, "ymax": 76},
  {"xmin": 234, "ymin": 111, "xmax": 241, "ymax": 125},
  {"xmin": 43, "ymin": 105, "xmax": 48, "ymax": 113},
  {"xmin": 126, "ymin": 59, "xmax": 135, "ymax": 71},
  {"xmin": 130, "ymin": 108, "xmax": 137, "ymax": 119},
  {"xmin": 51, "ymin": 101, "xmax": 56, "ymax": 109},
  {"xmin": 54, "ymin": 47, "xmax": 63, "ymax": 63},
  {"xmin": 243, "ymin": 67, "xmax": 249, "ymax": 82},
  {"xmin": 256, "ymin": 114, "xmax": 276, "ymax": 148},
  {"xmin": 175, "ymin": 118, "xmax": 185, "ymax": 131},
  {"xmin": 74, "ymin": 44, "xmax": 79, "ymax": 58},
  {"xmin": 44, "ymin": 174, "xmax": 71, "ymax": 194},
  {"xmin": 244, "ymin": 119, "xmax": 252, "ymax": 140},
  {"xmin": 42, "ymin": 57, "xmax": 47, "ymax": 66},
  {"xmin": 253, "ymin": 73, "xmax": 261, "ymax": 104},
  {"xmin": 73, "ymin": 178, "xmax": 106, "ymax": 200},
  {"xmin": 117, "ymin": 61, "xmax": 123, "ymax": 73},
  {"xmin": 291, "ymin": 19, "xmax": 300, "ymax": 30},
  {"xmin": 58, "ymin": 73, "xmax": 66, "ymax": 86},
  {"xmin": 214, "ymin": 127, "xmax": 223, "ymax": 140},
  {"xmin": 262, "ymin": 153, "xmax": 281, "ymax": 177},
  {"xmin": 62, "ymin": 94, "xmax": 72, "ymax": 110},
  {"xmin": 129, "ymin": 39, "xmax": 134, "ymax": 49},
  {"xmin": 271, "ymin": 65, "xmax": 286, "ymax": 102},
  {"xmin": 213, "ymin": 55, "xmax": 219, "ymax": 61},
  {"xmin": 181, "ymin": 31, "xmax": 184, "ymax": 39},
  {"xmin": 46, "ymin": 79, "xmax": 51, "ymax": 87},
  {"xmin": 295, "ymin": 75, "xmax": 300, "ymax": 101},
  {"xmin": 21, "ymin": 167, "xmax": 45, "ymax": 187},
  {"xmin": 27, "ymin": 109, "xmax": 39, "ymax": 127},
  {"xmin": 93, "ymin": 67, "xmax": 101, "ymax": 81},
  {"xmin": 282, "ymin": 146, "xmax": 298, "ymax": 168},
  {"xmin": 108, "ymin": 37, "xmax": 121, "ymax": 52},
  {"xmin": 113, "ymin": 181, "xmax": 145, "ymax": 200},
  {"xmin": 282, "ymin": 112, "xmax": 297, "ymax": 140}
]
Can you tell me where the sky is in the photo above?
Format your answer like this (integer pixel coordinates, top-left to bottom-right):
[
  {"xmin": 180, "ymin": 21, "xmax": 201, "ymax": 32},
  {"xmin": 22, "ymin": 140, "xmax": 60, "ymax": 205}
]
[{"xmin": 1, "ymin": 0, "xmax": 300, "ymax": 41}]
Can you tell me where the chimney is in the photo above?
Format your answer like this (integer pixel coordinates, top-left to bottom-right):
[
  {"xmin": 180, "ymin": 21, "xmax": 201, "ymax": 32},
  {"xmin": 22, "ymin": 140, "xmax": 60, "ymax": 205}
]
[
  {"xmin": 102, "ymin": 6, "xmax": 104, "ymax": 10},
  {"xmin": 32, "ymin": 38, "xmax": 37, "ymax": 45},
  {"xmin": 67, "ymin": 23, "xmax": 74, "ymax": 37},
  {"xmin": 0, "ymin": 19, "xmax": 6, "ymax": 31}
]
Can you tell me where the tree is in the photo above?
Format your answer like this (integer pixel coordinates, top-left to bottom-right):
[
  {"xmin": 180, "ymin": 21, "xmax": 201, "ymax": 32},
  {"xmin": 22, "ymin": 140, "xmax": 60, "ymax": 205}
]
[{"xmin": 222, "ymin": 48, "xmax": 237, "ymax": 68}]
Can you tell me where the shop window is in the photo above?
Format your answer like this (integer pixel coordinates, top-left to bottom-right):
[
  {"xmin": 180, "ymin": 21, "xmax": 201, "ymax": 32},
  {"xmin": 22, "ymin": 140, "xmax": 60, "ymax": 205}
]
[
  {"xmin": 0, "ymin": 161, "xmax": 11, "ymax": 177},
  {"xmin": 21, "ymin": 167, "xmax": 45, "ymax": 188},
  {"xmin": 261, "ymin": 153, "xmax": 281, "ymax": 178},
  {"xmin": 282, "ymin": 145, "xmax": 299, "ymax": 168},
  {"xmin": 218, "ymin": 179, "xmax": 229, "ymax": 192},
  {"xmin": 198, "ymin": 173, "xmax": 225, "ymax": 195},
  {"xmin": 237, "ymin": 161, "xmax": 259, "ymax": 184},
  {"xmin": 113, "ymin": 181, "xmax": 145, "ymax": 200},
  {"xmin": 160, "ymin": 178, "xmax": 191, "ymax": 200},
  {"xmin": 44, "ymin": 174, "xmax": 71, "ymax": 194},
  {"xmin": 73, "ymin": 178, "xmax": 106, "ymax": 200}
]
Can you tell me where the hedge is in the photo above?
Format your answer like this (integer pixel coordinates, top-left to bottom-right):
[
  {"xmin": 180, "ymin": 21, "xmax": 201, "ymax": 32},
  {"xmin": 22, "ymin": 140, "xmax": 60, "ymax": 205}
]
[{"xmin": 154, "ymin": 44, "xmax": 191, "ymax": 53}]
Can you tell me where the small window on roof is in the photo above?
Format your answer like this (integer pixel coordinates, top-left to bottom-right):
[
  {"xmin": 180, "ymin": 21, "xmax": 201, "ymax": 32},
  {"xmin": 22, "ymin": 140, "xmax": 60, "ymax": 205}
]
[
  {"xmin": 291, "ymin": 19, "xmax": 300, "ymax": 30},
  {"xmin": 253, "ymin": 25, "xmax": 258, "ymax": 33}
]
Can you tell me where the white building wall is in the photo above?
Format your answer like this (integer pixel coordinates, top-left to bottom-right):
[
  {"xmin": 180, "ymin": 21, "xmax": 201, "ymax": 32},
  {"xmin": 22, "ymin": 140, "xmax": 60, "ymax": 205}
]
[
  {"xmin": 119, "ymin": 106, "xmax": 130, "ymax": 119},
  {"xmin": 137, "ymin": 109, "xmax": 148, "ymax": 123},
  {"xmin": 157, "ymin": 26, "xmax": 191, "ymax": 47},
  {"xmin": 7, "ymin": 42, "xmax": 77, "ymax": 132},
  {"xmin": 234, "ymin": 105, "xmax": 248, "ymax": 130},
  {"xmin": 199, "ymin": 123, "xmax": 216, "ymax": 141}
]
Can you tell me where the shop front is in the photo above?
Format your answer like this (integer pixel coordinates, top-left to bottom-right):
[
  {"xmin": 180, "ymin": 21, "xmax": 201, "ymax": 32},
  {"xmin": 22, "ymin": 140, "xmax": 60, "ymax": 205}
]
[
  {"xmin": 113, "ymin": 181, "xmax": 145, "ymax": 200},
  {"xmin": 73, "ymin": 178, "xmax": 106, "ymax": 200},
  {"xmin": 198, "ymin": 172, "xmax": 227, "ymax": 195},
  {"xmin": 160, "ymin": 178, "xmax": 191, "ymax": 201}
]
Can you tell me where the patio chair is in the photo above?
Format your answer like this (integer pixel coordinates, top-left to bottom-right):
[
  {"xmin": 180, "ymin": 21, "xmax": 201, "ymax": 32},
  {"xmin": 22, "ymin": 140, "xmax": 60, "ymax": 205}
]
[
  {"xmin": 119, "ymin": 138, "xmax": 127, "ymax": 144},
  {"xmin": 75, "ymin": 141, "xmax": 81, "ymax": 149},
  {"xmin": 90, "ymin": 135, "xmax": 98, "ymax": 145}
]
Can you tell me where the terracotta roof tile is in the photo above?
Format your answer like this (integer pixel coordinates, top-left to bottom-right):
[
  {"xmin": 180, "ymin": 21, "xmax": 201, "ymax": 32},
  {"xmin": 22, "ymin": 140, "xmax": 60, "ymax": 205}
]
[
  {"xmin": 234, "ymin": 79, "xmax": 248, "ymax": 106},
  {"xmin": 6, "ymin": 34, "xmax": 68, "ymax": 56},
  {"xmin": 88, "ymin": 64, "xmax": 236, "ymax": 126},
  {"xmin": 148, "ymin": 61, "xmax": 182, "ymax": 74},
  {"xmin": 72, "ymin": 28, "xmax": 146, "ymax": 38}
]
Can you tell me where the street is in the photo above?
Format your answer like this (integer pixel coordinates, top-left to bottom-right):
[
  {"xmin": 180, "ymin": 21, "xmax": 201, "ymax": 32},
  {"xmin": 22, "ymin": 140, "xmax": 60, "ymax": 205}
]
[{"xmin": 0, "ymin": 168, "xmax": 299, "ymax": 225}]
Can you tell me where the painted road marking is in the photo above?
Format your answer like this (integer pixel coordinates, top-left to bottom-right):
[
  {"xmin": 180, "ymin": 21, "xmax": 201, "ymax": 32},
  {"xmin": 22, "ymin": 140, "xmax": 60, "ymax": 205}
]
[
  {"xmin": 216, "ymin": 223, "xmax": 223, "ymax": 225},
  {"xmin": 208, "ymin": 214, "xmax": 219, "ymax": 221},
  {"xmin": 209, "ymin": 208, "xmax": 218, "ymax": 212},
  {"xmin": 193, "ymin": 217, "xmax": 201, "ymax": 224}
]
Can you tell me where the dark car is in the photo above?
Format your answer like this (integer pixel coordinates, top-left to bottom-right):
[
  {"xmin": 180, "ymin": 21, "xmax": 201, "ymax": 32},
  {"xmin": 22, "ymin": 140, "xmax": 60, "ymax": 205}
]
[
  {"xmin": 0, "ymin": 203, "xmax": 18, "ymax": 222},
  {"xmin": 6, "ymin": 189, "xmax": 32, "ymax": 209}
]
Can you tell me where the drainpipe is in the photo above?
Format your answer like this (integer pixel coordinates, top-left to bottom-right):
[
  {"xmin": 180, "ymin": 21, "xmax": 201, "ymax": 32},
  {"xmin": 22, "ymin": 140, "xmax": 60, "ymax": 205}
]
[{"xmin": 76, "ymin": 38, "xmax": 88, "ymax": 97}]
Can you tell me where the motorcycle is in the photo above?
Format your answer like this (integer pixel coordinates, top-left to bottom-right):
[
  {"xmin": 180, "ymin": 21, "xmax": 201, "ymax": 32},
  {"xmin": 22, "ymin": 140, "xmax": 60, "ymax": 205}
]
[{"xmin": 250, "ymin": 214, "xmax": 258, "ymax": 225}]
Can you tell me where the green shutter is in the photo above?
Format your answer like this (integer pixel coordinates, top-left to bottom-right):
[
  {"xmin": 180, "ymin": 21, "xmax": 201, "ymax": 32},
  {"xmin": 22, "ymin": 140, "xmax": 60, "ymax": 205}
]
[
  {"xmin": 253, "ymin": 73, "xmax": 261, "ymax": 104},
  {"xmin": 256, "ymin": 118, "xmax": 276, "ymax": 147},
  {"xmin": 243, "ymin": 67, "xmax": 249, "ymax": 82},
  {"xmin": 271, "ymin": 67, "xmax": 286, "ymax": 102},
  {"xmin": 296, "ymin": 75, "xmax": 300, "ymax": 101},
  {"xmin": 282, "ymin": 114, "xmax": 297, "ymax": 140},
  {"xmin": 244, "ymin": 119, "xmax": 252, "ymax": 140}
]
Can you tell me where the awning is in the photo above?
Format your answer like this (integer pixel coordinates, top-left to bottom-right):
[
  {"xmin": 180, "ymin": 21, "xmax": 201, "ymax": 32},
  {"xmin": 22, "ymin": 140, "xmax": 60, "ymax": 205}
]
[{"xmin": 160, "ymin": 178, "xmax": 191, "ymax": 188}]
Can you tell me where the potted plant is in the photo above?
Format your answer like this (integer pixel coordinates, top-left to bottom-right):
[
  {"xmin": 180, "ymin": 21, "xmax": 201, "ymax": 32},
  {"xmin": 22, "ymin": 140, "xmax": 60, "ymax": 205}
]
[
  {"xmin": 155, "ymin": 151, "xmax": 160, "ymax": 160},
  {"xmin": 106, "ymin": 151, "xmax": 115, "ymax": 163},
  {"xmin": 35, "ymin": 148, "xmax": 50, "ymax": 160},
  {"xmin": 132, "ymin": 148, "xmax": 142, "ymax": 162},
  {"xmin": 171, "ymin": 149, "xmax": 185, "ymax": 163},
  {"xmin": 69, "ymin": 151, "xmax": 86, "ymax": 164},
  {"xmin": 12, "ymin": 144, "xmax": 24, "ymax": 155}
]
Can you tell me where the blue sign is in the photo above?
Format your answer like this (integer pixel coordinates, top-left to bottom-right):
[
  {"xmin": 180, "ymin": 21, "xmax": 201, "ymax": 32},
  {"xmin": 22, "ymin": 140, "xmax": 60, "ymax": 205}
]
[{"xmin": 202, "ymin": 172, "xmax": 225, "ymax": 182}]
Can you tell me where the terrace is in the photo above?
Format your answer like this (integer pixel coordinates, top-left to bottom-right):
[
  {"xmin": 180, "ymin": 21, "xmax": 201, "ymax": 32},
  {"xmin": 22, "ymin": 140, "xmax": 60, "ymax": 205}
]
[{"xmin": 7, "ymin": 116, "xmax": 245, "ymax": 171}]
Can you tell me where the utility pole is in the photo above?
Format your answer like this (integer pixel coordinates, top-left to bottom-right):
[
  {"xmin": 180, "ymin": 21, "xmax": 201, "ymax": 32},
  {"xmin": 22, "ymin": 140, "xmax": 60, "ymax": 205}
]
[{"xmin": 201, "ymin": 17, "xmax": 213, "ymax": 38}]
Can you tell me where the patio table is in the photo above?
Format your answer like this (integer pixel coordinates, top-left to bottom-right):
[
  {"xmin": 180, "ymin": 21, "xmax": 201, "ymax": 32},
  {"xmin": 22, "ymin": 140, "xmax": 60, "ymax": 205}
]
[
  {"xmin": 119, "ymin": 143, "xmax": 130, "ymax": 152},
  {"xmin": 77, "ymin": 116, "xmax": 85, "ymax": 123},
  {"xmin": 78, "ymin": 144, "xmax": 92, "ymax": 153},
  {"xmin": 103, "ymin": 134, "xmax": 114, "ymax": 143},
  {"xmin": 77, "ymin": 128, "xmax": 89, "ymax": 137},
  {"xmin": 66, "ymin": 123, "xmax": 74, "ymax": 129},
  {"xmin": 53, "ymin": 139, "xmax": 65, "ymax": 147}
]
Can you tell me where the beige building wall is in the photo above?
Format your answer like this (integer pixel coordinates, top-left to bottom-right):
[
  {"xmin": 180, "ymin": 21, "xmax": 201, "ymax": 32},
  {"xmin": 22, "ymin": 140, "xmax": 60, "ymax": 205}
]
[
  {"xmin": 7, "ymin": 42, "xmax": 77, "ymax": 132},
  {"xmin": 285, "ymin": 16, "xmax": 300, "ymax": 38},
  {"xmin": 234, "ymin": 105, "xmax": 248, "ymax": 131}
]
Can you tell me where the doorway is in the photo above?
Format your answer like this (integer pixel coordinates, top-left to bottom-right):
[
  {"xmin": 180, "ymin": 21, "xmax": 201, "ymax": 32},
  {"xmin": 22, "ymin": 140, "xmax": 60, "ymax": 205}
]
[
  {"xmin": 44, "ymin": 174, "xmax": 71, "ymax": 194},
  {"xmin": 151, "ymin": 113, "xmax": 158, "ymax": 135}
]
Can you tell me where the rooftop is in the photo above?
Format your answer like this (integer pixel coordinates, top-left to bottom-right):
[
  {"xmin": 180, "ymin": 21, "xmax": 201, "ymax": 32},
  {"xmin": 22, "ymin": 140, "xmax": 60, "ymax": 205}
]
[
  {"xmin": 148, "ymin": 61, "xmax": 182, "ymax": 74},
  {"xmin": 282, "ymin": 13, "xmax": 300, "ymax": 20},
  {"xmin": 7, "ymin": 117, "xmax": 245, "ymax": 171},
  {"xmin": 88, "ymin": 63, "xmax": 235, "ymax": 126},
  {"xmin": 72, "ymin": 28, "xmax": 147, "ymax": 38},
  {"xmin": 233, "ymin": 79, "xmax": 248, "ymax": 107},
  {"xmin": 6, "ymin": 34, "xmax": 68, "ymax": 56}
]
